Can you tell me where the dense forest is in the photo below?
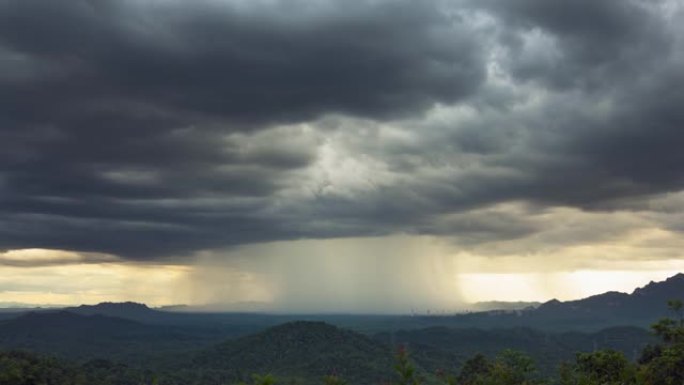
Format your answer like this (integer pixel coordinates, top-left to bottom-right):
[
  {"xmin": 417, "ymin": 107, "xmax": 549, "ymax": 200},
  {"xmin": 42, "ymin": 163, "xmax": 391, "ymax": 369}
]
[{"xmin": 1, "ymin": 300, "xmax": 684, "ymax": 385}]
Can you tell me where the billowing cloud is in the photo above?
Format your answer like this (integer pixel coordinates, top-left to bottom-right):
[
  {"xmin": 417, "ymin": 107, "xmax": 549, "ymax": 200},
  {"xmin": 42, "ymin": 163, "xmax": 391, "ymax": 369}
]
[
  {"xmin": 0, "ymin": 0, "xmax": 488, "ymax": 258},
  {"xmin": 0, "ymin": 0, "xmax": 683, "ymax": 280},
  {"xmin": 475, "ymin": 0, "xmax": 673, "ymax": 90}
]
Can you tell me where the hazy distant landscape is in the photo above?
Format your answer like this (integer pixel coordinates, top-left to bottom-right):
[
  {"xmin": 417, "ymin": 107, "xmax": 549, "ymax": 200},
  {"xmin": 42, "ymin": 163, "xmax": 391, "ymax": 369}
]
[{"xmin": 1, "ymin": 274, "xmax": 684, "ymax": 384}]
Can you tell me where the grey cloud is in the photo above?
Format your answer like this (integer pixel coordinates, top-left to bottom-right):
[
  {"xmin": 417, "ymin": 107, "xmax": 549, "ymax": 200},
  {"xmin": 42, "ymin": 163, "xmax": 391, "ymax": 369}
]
[
  {"xmin": 478, "ymin": 0, "xmax": 672, "ymax": 90},
  {"xmin": 423, "ymin": 0, "xmax": 684, "ymax": 210},
  {"xmin": 2, "ymin": 0, "xmax": 684, "ymax": 261},
  {"xmin": 289, "ymin": 56, "xmax": 684, "ymax": 246},
  {"xmin": 0, "ymin": 0, "xmax": 484, "ymax": 126},
  {"xmin": 0, "ymin": 0, "xmax": 489, "ymax": 258}
]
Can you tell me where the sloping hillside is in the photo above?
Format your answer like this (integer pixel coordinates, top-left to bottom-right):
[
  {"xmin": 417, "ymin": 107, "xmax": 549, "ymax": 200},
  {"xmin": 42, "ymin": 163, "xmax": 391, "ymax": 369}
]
[
  {"xmin": 375, "ymin": 325, "xmax": 656, "ymax": 376},
  {"xmin": 0, "ymin": 311, "xmax": 219, "ymax": 362},
  {"xmin": 193, "ymin": 321, "xmax": 397, "ymax": 385}
]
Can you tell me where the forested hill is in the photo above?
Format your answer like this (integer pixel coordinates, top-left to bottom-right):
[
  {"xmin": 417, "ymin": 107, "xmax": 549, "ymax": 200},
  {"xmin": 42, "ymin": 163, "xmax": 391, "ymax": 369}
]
[
  {"xmin": 192, "ymin": 321, "xmax": 397, "ymax": 385},
  {"xmin": 374, "ymin": 326, "xmax": 656, "ymax": 376},
  {"xmin": 0, "ymin": 317, "xmax": 673, "ymax": 384},
  {"xmin": 0, "ymin": 311, "xmax": 228, "ymax": 362}
]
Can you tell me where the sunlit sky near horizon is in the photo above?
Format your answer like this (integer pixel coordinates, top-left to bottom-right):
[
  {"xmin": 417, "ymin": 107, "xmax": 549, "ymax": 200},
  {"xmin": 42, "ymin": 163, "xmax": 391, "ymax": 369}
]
[{"xmin": 1, "ymin": 0, "xmax": 684, "ymax": 312}]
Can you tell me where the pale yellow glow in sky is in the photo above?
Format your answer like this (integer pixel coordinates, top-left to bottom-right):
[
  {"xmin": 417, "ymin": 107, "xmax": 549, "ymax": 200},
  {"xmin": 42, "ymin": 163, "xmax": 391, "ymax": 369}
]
[
  {"xmin": 1, "ymin": 243, "xmax": 684, "ymax": 310},
  {"xmin": 0, "ymin": 248, "xmax": 117, "ymax": 266},
  {"xmin": 0, "ymin": 256, "xmax": 191, "ymax": 307},
  {"xmin": 458, "ymin": 269, "xmax": 684, "ymax": 303}
]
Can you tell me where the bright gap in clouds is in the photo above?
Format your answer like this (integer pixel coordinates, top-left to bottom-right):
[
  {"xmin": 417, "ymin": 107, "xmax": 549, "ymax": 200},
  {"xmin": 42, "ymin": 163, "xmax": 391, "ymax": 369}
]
[
  {"xmin": 459, "ymin": 270, "xmax": 684, "ymax": 303},
  {"xmin": 0, "ymin": 250, "xmax": 191, "ymax": 307}
]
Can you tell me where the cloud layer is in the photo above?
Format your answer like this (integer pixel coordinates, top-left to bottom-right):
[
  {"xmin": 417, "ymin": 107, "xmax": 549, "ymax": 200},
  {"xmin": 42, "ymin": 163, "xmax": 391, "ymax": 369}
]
[{"xmin": 1, "ymin": 0, "xmax": 683, "ymax": 264}]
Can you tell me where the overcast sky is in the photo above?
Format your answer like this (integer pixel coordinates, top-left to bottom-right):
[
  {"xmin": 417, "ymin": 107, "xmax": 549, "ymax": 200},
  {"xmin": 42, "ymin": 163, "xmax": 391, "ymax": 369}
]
[{"xmin": 1, "ymin": 0, "xmax": 684, "ymax": 312}]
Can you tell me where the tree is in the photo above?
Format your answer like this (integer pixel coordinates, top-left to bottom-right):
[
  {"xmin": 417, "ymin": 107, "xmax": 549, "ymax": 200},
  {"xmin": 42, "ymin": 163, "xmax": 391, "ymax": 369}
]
[
  {"xmin": 323, "ymin": 373, "xmax": 347, "ymax": 385},
  {"xmin": 457, "ymin": 354, "xmax": 492, "ymax": 385},
  {"xmin": 638, "ymin": 299, "xmax": 684, "ymax": 385},
  {"xmin": 457, "ymin": 350, "xmax": 541, "ymax": 385},
  {"xmin": 562, "ymin": 350, "xmax": 637, "ymax": 385},
  {"xmin": 487, "ymin": 350, "xmax": 539, "ymax": 385},
  {"xmin": 394, "ymin": 346, "xmax": 421, "ymax": 385}
]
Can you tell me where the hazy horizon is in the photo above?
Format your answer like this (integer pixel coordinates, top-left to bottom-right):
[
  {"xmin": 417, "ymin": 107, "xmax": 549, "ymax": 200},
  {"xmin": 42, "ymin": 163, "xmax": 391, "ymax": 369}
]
[{"xmin": 2, "ymin": 268, "xmax": 681, "ymax": 314}]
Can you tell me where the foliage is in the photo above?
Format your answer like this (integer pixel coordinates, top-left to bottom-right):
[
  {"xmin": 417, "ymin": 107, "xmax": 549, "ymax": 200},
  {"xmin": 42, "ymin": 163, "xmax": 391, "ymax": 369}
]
[
  {"xmin": 3, "ymin": 300, "xmax": 684, "ymax": 385},
  {"xmin": 375, "ymin": 325, "xmax": 656, "ymax": 377},
  {"xmin": 455, "ymin": 350, "xmax": 540, "ymax": 385},
  {"xmin": 557, "ymin": 299, "xmax": 684, "ymax": 385},
  {"xmin": 488, "ymin": 349, "xmax": 539, "ymax": 385},
  {"xmin": 193, "ymin": 321, "xmax": 394, "ymax": 385},
  {"xmin": 0, "ymin": 351, "xmax": 84, "ymax": 385},
  {"xmin": 435, "ymin": 367, "xmax": 457, "ymax": 385},
  {"xmin": 249, "ymin": 374, "xmax": 277, "ymax": 385},
  {"xmin": 559, "ymin": 350, "xmax": 636, "ymax": 385},
  {"xmin": 457, "ymin": 353, "xmax": 492, "ymax": 385},
  {"xmin": 394, "ymin": 346, "xmax": 421, "ymax": 385},
  {"xmin": 637, "ymin": 300, "xmax": 684, "ymax": 385},
  {"xmin": 323, "ymin": 374, "xmax": 347, "ymax": 385}
]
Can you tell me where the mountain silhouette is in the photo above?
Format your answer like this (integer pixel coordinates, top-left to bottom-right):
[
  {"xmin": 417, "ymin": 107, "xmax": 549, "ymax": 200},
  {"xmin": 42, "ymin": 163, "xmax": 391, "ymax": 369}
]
[
  {"xmin": 8, "ymin": 273, "xmax": 684, "ymax": 334},
  {"xmin": 67, "ymin": 302, "xmax": 161, "ymax": 322},
  {"xmin": 532, "ymin": 273, "xmax": 684, "ymax": 320}
]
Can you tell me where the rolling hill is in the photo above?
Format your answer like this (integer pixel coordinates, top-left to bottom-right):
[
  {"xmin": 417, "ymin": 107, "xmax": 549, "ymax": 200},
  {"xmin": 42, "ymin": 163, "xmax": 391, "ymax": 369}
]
[
  {"xmin": 0, "ymin": 311, "xmax": 225, "ymax": 362},
  {"xmin": 191, "ymin": 321, "xmax": 397, "ymax": 385},
  {"xmin": 374, "ymin": 325, "xmax": 656, "ymax": 376}
]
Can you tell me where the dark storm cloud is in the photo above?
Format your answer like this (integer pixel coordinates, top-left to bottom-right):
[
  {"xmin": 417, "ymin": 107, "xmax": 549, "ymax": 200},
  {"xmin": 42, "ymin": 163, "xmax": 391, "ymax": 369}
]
[
  {"xmin": 423, "ymin": 0, "xmax": 684, "ymax": 210},
  {"xmin": 0, "ymin": 0, "xmax": 484, "ymax": 125},
  {"xmin": 1, "ymin": 0, "xmax": 684, "ymax": 260},
  {"xmin": 574, "ymin": 67, "xmax": 684, "ymax": 198},
  {"xmin": 474, "ymin": 0, "xmax": 672, "ymax": 90},
  {"xmin": 0, "ymin": 0, "xmax": 486, "ymax": 258},
  {"xmin": 283, "ymin": 0, "xmax": 684, "ymax": 246}
]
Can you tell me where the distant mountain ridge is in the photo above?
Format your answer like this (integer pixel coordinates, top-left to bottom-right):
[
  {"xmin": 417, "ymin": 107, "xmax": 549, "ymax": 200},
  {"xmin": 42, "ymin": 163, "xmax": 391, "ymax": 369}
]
[
  {"xmin": 64, "ymin": 273, "xmax": 684, "ymax": 318},
  {"xmin": 351, "ymin": 273, "xmax": 684, "ymax": 332},
  {"xmin": 2, "ymin": 273, "xmax": 682, "ymax": 333},
  {"xmin": 440, "ymin": 273, "xmax": 684, "ymax": 331},
  {"xmin": 68, "ymin": 301, "xmax": 157, "ymax": 319},
  {"xmin": 533, "ymin": 273, "xmax": 684, "ymax": 318},
  {"xmin": 467, "ymin": 301, "xmax": 541, "ymax": 312}
]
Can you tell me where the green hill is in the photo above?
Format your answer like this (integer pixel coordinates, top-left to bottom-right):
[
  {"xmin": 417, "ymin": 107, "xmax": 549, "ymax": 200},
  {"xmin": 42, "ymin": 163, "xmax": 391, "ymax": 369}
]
[
  {"xmin": 375, "ymin": 325, "xmax": 656, "ymax": 377},
  {"xmin": 0, "ymin": 311, "xmax": 222, "ymax": 363},
  {"xmin": 192, "ymin": 321, "xmax": 397, "ymax": 385}
]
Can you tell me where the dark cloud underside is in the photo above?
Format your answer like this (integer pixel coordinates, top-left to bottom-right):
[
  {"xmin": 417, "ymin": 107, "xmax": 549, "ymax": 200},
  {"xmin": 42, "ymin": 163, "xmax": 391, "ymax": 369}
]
[{"xmin": 1, "ymin": 0, "xmax": 683, "ymax": 259}]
